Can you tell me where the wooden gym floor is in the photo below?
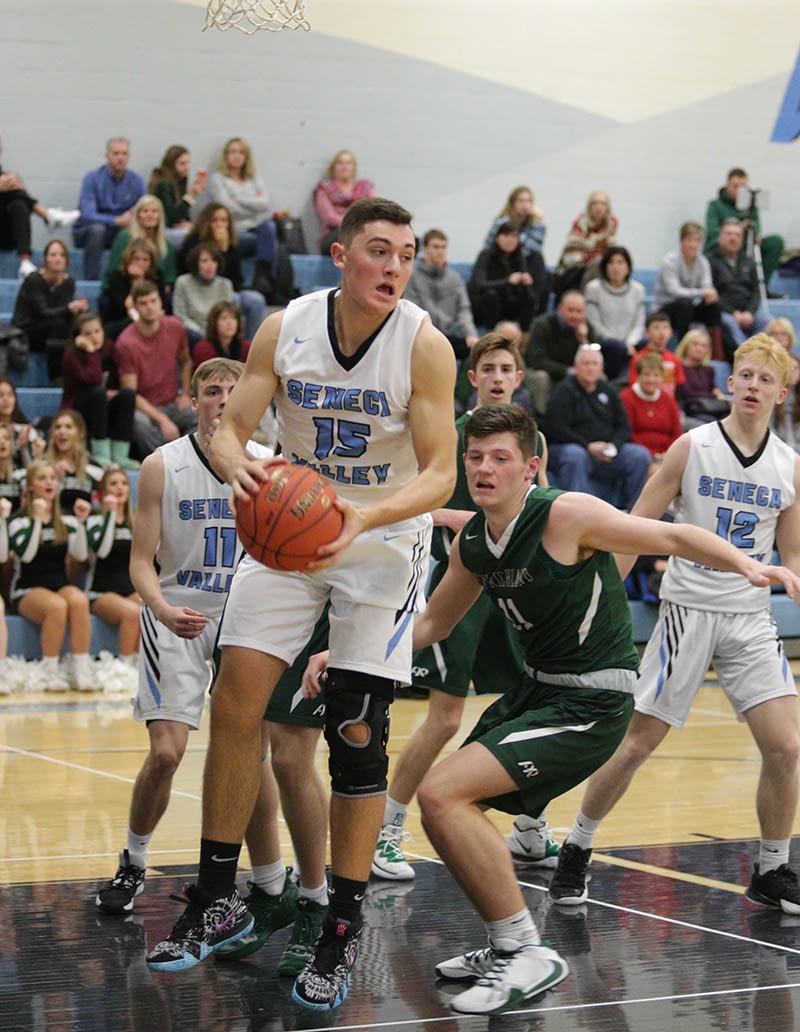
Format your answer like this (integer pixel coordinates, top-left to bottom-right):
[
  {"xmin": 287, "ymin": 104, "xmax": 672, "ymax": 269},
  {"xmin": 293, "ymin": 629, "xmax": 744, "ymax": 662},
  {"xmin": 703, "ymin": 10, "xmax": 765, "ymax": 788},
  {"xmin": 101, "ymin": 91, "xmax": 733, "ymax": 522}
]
[{"xmin": 2, "ymin": 670, "xmax": 800, "ymax": 1031}]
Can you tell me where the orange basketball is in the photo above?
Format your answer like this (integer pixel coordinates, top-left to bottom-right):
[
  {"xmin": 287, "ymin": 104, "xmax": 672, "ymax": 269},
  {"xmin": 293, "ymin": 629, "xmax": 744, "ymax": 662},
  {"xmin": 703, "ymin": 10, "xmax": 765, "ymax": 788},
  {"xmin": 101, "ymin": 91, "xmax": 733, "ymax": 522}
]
[{"xmin": 236, "ymin": 464, "xmax": 343, "ymax": 571}]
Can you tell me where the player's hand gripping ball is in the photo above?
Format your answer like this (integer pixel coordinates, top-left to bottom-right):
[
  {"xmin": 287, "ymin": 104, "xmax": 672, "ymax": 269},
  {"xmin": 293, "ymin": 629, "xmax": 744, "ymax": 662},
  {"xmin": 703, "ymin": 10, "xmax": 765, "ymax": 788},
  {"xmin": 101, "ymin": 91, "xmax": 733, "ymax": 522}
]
[{"xmin": 236, "ymin": 464, "xmax": 344, "ymax": 571}]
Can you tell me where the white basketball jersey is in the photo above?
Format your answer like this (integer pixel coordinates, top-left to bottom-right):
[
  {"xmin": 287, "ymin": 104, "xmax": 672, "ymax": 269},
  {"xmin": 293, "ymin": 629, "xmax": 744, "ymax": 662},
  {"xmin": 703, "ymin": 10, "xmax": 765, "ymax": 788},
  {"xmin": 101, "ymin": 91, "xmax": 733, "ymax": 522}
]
[
  {"xmin": 273, "ymin": 289, "xmax": 427, "ymax": 505},
  {"xmin": 660, "ymin": 420, "xmax": 796, "ymax": 613},
  {"xmin": 156, "ymin": 434, "xmax": 268, "ymax": 617}
]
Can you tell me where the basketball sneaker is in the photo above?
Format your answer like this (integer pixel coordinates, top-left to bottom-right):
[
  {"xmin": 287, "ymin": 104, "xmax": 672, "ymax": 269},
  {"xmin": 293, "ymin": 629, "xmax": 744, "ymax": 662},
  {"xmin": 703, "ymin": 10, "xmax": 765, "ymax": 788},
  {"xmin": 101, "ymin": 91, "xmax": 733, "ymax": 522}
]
[
  {"xmin": 436, "ymin": 943, "xmax": 502, "ymax": 981},
  {"xmin": 449, "ymin": 944, "xmax": 569, "ymax": 1015},
  {"xmin": 278, "ymin": 897, "xmax": 327, "ymax": 976},
  {"xmin": 95, "ymin": 850, "xmax": 146, "ymax": 914},
  {"xmin": 371, "ymin": 824, "xmax": 414, "ymax": 881},
  {"xmin": 145, "ymin": 884, "xmax": 254, "ymax": 972},
  {"xmin": 291, "ymin": 914, "xmax": 362, "ymax": 1010},
  {"xmin": 549, "ymin": 843, "xmax": 591, "ymax": 905},
  {"xmin": 215, "ymin": 872, "xmax": 298, "ymax": 960},
  {"xmin": 746, "ymin": 863, "xmax": 800, "ymax": 915},
  {"xmin": 507, "ymin": 817, "xmax": 560, "ymax": 868}
]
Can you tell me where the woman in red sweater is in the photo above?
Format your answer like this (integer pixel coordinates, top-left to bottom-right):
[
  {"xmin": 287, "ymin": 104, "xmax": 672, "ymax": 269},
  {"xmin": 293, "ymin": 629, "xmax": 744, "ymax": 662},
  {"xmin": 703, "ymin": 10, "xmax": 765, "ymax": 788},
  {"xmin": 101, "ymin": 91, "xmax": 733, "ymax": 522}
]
[{"xmin": 620, "ymin": 352, "xmax": 683, "ymax": 478}]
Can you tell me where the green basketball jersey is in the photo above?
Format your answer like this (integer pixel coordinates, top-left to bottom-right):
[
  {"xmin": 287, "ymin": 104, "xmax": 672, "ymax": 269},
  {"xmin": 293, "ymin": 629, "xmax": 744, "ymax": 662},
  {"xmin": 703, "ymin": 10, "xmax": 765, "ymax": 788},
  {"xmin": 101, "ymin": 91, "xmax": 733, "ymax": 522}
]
[{"xmin": 458, "ymin": 486, "xmax": 639, "ymax": 675}]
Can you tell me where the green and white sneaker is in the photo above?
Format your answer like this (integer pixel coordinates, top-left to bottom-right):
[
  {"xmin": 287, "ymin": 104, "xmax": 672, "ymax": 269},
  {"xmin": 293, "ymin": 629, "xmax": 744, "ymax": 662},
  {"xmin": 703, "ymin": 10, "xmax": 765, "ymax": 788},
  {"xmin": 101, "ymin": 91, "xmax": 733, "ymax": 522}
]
[
  {"xmin": 215, "ymin": 872, "xmax": 298, "ymax": 961},
  {"xmin": 278, "ymin": 897, "xmax": 327, "ymax": 976},
  {"xmin": 371, "ymin": 824, "xmax": 414, "ymax": 881},
  {"xmin": 507, "ymin": 817, "xmax": 560, "ymax": 868},
  {"xmin": 449, "ymin": 944, "xmax": 569, "ymax": 1015}
]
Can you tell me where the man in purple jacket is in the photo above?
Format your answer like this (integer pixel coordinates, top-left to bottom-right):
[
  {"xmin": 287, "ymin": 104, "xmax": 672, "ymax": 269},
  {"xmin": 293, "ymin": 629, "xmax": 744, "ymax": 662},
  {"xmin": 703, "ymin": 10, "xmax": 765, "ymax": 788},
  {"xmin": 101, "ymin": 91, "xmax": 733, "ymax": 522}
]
[{"xmin": 73, "ymin": 137, "xmax": 145, "ymax": 279}]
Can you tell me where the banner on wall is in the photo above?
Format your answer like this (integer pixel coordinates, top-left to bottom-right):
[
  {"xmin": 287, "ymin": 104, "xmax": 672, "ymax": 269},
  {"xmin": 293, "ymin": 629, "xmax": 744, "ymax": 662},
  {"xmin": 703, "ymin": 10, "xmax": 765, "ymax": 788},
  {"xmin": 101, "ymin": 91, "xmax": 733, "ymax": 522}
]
[{"xmin": 772, "ymin": 46, "xmax": 800, "ymax": 141}]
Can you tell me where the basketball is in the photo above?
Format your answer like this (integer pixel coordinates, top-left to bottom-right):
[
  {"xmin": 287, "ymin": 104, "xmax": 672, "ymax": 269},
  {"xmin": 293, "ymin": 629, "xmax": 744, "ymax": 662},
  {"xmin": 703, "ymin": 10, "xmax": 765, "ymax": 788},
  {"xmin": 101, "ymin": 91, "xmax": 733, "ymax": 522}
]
[{"xmin": 236, "ymin": 464, "xmax": 343, "ymax": 571}]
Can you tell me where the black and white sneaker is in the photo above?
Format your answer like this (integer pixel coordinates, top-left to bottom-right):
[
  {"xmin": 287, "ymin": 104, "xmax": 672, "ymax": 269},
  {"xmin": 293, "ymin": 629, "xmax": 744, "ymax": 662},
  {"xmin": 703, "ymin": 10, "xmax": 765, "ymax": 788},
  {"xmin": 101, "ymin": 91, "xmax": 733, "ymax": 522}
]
[
  {"xmin": 95, "ymin": 850, "xmax": 146, "ymax": 914},
  {"xmin": 549, "ymin": 843, "xmax": 591, "ymax": 905},
  {"xmin": 146, "ymin": 885, "xmax": 254, "ymax": 972},
  {"xmin": 292, "ymin": 914, "xmax": 362, "ymax": 1010},
  {"xmin": 449, "ymin": 944, "xmax": 569, "ymax": 1015},
  {"xmin": 746, "ymin": 863, "xmax": 800, "ymax": 915}
]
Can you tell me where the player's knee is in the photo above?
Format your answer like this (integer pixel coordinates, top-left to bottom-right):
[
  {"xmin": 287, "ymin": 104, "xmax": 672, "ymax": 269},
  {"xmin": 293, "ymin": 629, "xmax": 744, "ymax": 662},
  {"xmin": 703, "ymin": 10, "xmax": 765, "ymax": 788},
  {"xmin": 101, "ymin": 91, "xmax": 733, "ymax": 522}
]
[
  {"xmin": 323, "ymin": 668, "xmax": 395, "ymax": 797},
  {"xmin": 148, "ymin": 739, "xmax": 185, "ymax": 778}
]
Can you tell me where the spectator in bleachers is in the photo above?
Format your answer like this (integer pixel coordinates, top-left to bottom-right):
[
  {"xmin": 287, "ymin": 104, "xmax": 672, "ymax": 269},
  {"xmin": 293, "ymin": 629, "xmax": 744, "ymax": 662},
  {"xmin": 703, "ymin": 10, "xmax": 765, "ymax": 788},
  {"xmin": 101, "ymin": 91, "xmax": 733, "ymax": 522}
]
[
  {"xmin": 620, "ymin": 353, "xmax": 683, "ymax": 477},
  {"xmin": 765, "ymin": 316, "xmax": 797, "ymax": 355},
  {"xmin": 86, "ymin": 465, "xmax": 140, "ymax": 665},
  {"xmin": 405, "ymin": 228, "xmax": 478, "ymax": 360},
  {"xmin": 0, "ymin": 379, "xmax": 43, "ymax": 467},
  {"xmin": 674, "ymin": 328, "xmax": 730, "ymax": 424},
  {"xmin": 705, "ymin": 167, "xmax": 785, "ymax": 289},
  {"xmin": 148, "ymin": 145, "xmax": 208, "ymax": 248},
  {"xmin": 172, "ymin": 244, "xmax": 234, "ymax": 349},
  {"xmin": 208, "ymin": 137, "xmax": 278, "ymax": 299},
  {"xmin": 484, "ymin": 185, "xmax": 547, "ymax": 257},
  {"xmin": 192, "ymin": 301, "xmax": 250, "ymax": 369},
  {"xmin": 0, "ymin": 138, "xmax": 79, "ymax": 279},
  {"xmin": 773, "ymin": 352, "xmax": 800, "ymax": 451},
  {"xmin": 62, "ymin": 312, "xmax": 138, "ymax": 470},
  {"xmin": 583, "ymin": 245, "xmax": 645, "ymax": 377},
  {"xmin": 100, "ymin": 238, "xmax": 167, "ymax": 341},
  {"xmin": 104, "ymin": 195, "xmax": 177, "ymax": 295},
  {"xmin": 8, "ymin": 461, "xmax": 96, "ymax": 691},
  {"xmin": 11, "ymin": 239, "xmax": 90, "ymax": 383},
  {"xmin": 544, "ymin": 343, "xmax": 650, "ymax": 510},
  {"xmin": 468, "ymin": 221, "xmax": 548, "ymax": 333},
  {"xmin": 626, "ymin": 311, "xmax": 686, "ymax": 397},
  {"xmin": 653, "ymin": 221, "xmax": 723, "ymax": 357},
  {"xmin": 114, "ymin": 281, "xmax": 195, "ymax": 458},
  {"xmin": 44, "ymin": 410, "xmax": 102, "ymax": 513},
  {"xmin": 73, "ymin": 138, "xmax": 146, "ymax": 281},
  {"xmin": 313, "ymin": 149, "xmax": 376, "ymax": 255},
  {"xmin": 525, "ymin": 290, "xmax": 595, "ymax": 414},
  {"xmin": 179, "ymin": 203, "xmax": 265, "ymax": 340},
  {"xmin": 0, "ymin": 425, "xmax": 23, "ymax": 513},
  {"xmin": 553, "ymin": 190, "xmax": 618, "ymax": 300},
  {"xmin": 708, "ymin": 219, "xmax": 768, "ymax": 354}
]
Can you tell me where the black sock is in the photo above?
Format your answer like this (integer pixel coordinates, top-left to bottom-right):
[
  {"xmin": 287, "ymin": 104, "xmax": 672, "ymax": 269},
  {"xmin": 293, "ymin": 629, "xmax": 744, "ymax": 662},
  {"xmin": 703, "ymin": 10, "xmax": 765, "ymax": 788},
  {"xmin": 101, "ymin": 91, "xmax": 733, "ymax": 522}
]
[
  {"xmin": 328, "ymin": 875, "xmax": 368, "ymax": 924},
  {"xmin": 198, "ymin": 838, "xmax": 241, "ymax": 899}
]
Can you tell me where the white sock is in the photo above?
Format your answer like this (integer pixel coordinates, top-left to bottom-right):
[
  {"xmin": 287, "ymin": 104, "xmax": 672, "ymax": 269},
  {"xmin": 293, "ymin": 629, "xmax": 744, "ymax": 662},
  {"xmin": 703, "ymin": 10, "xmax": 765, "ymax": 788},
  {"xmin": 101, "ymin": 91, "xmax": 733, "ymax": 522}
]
[
  {"xmin": 251, "ymin": 860, "xmax": 287, "ymax": 895},
  {"xmin": 487, "ymin": 908, "xmax": 540, "ymax": 951},
  {"xmin": 567, "ymin": 809, "xmax": 601, "ymax": 851},
  {"xmin": 120, "ymin": 654, "xmax": 138, "ymax": 668},
  {"xmin": 299, "ymin": 880, "xmax": 329, "ymax": 905},
  {"xmin": 514, "ymin": 813, "xmax": 546, "ymax": 832},
  {"xmin": 73, "ymin": 653, "xmax": 93, "ymax": 673},
  {"xmin": 40, "ymin": 656, "xmax": 59, "ymax": 673},
  {"xmin": 383, "ymin": 795, "xmax": 408, "ymax": 829},
  {"xmin": 126, "ymin": 829, "xmax": 152, "ymax": 870},
  {"xmin": 759, "ymin": 839, "xmax": 790, "ymax": 873}
]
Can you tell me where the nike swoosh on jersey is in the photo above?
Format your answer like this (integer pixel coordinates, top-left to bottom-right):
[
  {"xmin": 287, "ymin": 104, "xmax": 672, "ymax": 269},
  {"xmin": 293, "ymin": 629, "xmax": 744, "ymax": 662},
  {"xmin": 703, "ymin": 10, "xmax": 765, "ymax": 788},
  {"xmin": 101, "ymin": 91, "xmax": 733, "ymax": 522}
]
[
  {"xmin": 174, "ymin": 464, "xmax": 190, "ymax": 472},
  {"xmin": 211, "ymin": 855, "xmax": 238, "ymax": 863},
  {"xmin": 465, "ymin": 532, "xmax": 479, "ymax": 540},
  {"xmin": 293, "ymin": 336, "xmax": 311, "ymax": 344}
]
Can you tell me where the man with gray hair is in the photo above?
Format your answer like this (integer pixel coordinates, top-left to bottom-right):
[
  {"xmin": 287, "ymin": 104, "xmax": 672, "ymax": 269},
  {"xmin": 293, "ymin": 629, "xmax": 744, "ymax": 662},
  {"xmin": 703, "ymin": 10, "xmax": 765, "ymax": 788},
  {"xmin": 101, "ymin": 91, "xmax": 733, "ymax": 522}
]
[
  {"xmin": 707, "ymin": 218, "xmax": 768, "ymax": 355},
  {"xmin": 73, "ymin": 137, "xmax": 145, "ymax": 279}
]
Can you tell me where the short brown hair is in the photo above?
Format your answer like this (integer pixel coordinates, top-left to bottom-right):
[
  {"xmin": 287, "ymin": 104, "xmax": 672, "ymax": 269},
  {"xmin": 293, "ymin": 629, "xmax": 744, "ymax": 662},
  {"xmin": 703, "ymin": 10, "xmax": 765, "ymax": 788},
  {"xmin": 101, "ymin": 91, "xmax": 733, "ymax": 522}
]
[
  {"xmin": 190, "ymin": 357, "xmax": 245, "ymax": 398},
  {"xmin": 635, "ymin": 352, "xmax": 664, "ymax": 375},
  {"xmin": 339, "ymin": 198, "xmax": 414, "ymax": 247},
  {"xmin": 679, "ymin": 221, "xmax": 704, "ymax": 240},
  {"xmin": 464, "ymin": 403, "xmax": 538, "ymax": 459},
  {"xmin": 470, "ymin": 332, "xmax": 523, "ymax": 373}
]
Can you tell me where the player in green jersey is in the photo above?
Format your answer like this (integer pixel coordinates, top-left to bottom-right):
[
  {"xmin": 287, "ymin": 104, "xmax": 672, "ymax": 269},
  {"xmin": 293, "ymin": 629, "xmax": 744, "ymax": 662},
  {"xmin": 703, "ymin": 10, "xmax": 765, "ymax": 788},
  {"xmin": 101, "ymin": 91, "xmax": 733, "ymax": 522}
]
[
  {"xmin": 375, "ymin": 332, "xmax": 558, "ymax": 880},
  {"xmin": 409, "ymin": 403, "xmax": 800, "ymax": 1016}
]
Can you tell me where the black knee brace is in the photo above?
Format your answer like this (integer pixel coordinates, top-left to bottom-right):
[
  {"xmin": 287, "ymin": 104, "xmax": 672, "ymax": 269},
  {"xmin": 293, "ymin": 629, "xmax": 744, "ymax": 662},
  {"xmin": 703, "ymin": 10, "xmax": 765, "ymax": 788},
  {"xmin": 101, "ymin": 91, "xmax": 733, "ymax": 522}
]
[{"xmin": 323, "ymin": 668, "xmax": 395, "ymax": 797}]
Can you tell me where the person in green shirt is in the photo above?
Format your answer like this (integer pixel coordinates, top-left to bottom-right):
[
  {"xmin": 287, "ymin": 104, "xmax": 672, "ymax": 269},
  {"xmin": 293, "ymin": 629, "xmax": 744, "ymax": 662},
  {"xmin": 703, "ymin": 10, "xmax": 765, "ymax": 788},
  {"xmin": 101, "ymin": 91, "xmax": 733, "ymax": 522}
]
[{"xmin": 704, "ymin": 167, "xmax": 784, "ymax": 288}]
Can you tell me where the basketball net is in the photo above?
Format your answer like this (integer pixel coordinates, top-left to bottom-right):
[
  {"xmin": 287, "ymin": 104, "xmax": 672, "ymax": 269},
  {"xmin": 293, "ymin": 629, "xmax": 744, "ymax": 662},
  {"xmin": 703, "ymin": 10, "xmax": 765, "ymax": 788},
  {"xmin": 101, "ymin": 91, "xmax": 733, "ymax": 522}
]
[{"xmin": 204, "ymin": 0, "xmax": 310, "ymax": 34}]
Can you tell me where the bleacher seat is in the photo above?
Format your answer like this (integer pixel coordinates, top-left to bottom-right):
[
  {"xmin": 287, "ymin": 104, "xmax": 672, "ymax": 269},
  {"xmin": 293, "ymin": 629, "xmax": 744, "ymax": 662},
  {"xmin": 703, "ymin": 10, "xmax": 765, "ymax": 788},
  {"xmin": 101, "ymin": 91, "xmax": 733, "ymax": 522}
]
[
  {"xmin": 6, "ymin": 613, "xmax": 119, "ymax": 658},
  {"xmin": 288, "ymin": 255, "xmax": 339, "ymax": 295}
]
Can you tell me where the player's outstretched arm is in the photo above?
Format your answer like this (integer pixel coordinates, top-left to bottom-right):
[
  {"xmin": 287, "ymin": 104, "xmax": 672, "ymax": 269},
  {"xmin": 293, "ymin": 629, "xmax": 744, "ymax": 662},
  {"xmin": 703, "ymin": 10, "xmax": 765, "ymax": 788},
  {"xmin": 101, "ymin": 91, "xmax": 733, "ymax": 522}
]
[
  {"xmin": 412, "ymin": 534, "xmax": 482, "ymax": 651},
  {"xmin": 208, "ymin": 310, "xmax": 282, "ymax": 499}
]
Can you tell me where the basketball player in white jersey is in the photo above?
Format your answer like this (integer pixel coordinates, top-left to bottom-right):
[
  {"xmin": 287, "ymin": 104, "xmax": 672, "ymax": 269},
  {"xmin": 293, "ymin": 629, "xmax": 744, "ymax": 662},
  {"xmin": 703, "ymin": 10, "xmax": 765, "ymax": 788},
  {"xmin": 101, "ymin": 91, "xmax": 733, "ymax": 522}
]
[
  {"xmin": 145, "ymin": 198, "xmax": 457, "ymax": 1010},
  {"xmin": 552, "ymin": 333, "xmax": 800, "ymax": 913},
  {"xmin": 96, "ymin": 358, "xmax": 271, "ymax": 921}
]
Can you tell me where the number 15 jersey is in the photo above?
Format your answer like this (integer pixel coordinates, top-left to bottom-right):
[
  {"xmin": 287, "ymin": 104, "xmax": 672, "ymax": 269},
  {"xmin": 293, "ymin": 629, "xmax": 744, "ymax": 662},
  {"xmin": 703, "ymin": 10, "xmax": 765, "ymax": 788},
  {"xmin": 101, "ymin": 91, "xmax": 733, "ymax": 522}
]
[
  {"xmin": 273, "ymin": 289, "xmax": 427, "ymax": 506},
  {"xmin": 660, "ymin": 420, "xmax": 796, "ymax": 613}
]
